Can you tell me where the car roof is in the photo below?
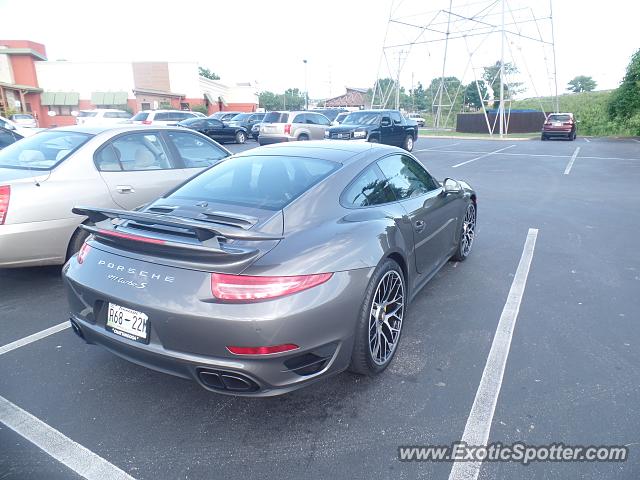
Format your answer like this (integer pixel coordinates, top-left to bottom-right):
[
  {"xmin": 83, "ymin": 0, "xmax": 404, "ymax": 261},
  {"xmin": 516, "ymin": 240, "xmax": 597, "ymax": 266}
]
[
  {"xmin": 50, "ymin": 125, "xmax": 190, "ymax": 135},
  {"xmin": 232, "ymin": 140, "xmax": 403, "ymax": 165},
  {"xmin": 80, "ymin": 108, "xmax": 127, "ymax": 112}
]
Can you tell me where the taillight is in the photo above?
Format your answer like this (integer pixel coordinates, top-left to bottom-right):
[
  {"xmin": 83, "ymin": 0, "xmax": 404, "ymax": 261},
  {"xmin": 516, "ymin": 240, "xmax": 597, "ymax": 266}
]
[
  {"xmin": 210, "ymin": 272, "xmax": 332, "ymax": 301},
  {"xmin": 226, "ymin": 344, "xmax": 299, "ymax": 355},
  {"xmin": 0, "ymin": 185, "xmax": 10, "ymax": 225},
  {"xmin": 284, "ymin": 124, "xmax": 292, "ymax": 134},
  {"xmin": 544, "ymin": 122, "xmax": 551, "ymax": 126},
  {"xmin": 77, "ymin": 242, "xmax": 91, "ymax": 264},
  {"xmin": 142, "ymin": 120, "xmax": 152, "ymax": 125}
]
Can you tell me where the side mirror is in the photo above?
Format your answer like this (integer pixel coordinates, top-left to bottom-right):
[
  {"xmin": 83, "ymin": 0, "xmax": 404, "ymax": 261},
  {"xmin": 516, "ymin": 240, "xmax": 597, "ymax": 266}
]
[
  {"xmin": 381, "ymin": 118, "xmax": 391, "ymax": 127},
  {"xmin": 443, "ymin": 178, "xmax": 462, "ymax": 194}
]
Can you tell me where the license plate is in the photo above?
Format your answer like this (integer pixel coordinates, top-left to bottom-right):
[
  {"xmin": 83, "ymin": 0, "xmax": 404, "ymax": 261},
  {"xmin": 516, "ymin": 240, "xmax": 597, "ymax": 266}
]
[
  {"xmin": 106, "ymin": 303, "xmax": 149, "ymax": 344},
  {"xmin": 553, "ymin": 122, "xmax": 562, "ymax": 127},
  {"xmin": 340, "ymin": 133, "xmax": 350, "ymax": 139}
]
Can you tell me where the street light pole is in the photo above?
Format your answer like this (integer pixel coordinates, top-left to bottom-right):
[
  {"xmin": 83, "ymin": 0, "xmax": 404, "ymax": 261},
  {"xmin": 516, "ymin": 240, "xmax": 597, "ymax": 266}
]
[{"xmin": 303, "ymin": 59, "xmax": 308, "ymax": 110}]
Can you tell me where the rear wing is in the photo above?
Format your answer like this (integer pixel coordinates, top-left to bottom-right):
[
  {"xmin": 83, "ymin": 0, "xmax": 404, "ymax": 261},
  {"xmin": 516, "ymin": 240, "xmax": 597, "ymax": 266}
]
[{"xmin": 72, "ymin": 206, "xmax": 282, "ymax": 256}]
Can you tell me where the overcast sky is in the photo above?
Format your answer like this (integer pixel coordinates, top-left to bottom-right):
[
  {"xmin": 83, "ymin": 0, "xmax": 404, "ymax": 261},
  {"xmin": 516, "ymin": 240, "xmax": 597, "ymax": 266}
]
[{"xmin": 1, "ymin": 0, "xmax": 637, "ymax": 101}]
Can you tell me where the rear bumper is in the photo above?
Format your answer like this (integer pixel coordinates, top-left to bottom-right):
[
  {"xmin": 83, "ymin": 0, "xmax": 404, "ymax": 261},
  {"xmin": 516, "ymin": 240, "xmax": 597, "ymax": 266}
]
[
  {"xmin": 0, "ymin": 217, "xmax": 79, "ymax": 268},
  {"xmin": 257, "ymin": 135, "xmax": 290, "ymax": 145},
  {"xmin": 542, "ymin": 129, "xmax": 573, "ymax": 138},
  {"xmin": 63, "ymin": 255, "xmax": 373, "ymax": 396}
]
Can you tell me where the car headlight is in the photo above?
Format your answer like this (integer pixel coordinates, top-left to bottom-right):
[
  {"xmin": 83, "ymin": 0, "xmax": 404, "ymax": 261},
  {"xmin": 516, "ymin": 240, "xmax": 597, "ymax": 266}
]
[
  {"xmin": 353, "ymin": 130, "xmax": 366, "ymax": 139},
  {"xmin": 324, "ymin": 130, "xmax": 330, "ymax": 138}
]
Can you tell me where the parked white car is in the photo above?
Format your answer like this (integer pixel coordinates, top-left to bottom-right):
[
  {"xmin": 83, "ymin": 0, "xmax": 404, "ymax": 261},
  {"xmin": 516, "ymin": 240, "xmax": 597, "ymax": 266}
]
[
  {"xmin": 129, "ymin": 110, "xmax": 205, "ymax": 126},
  {"xmin": 75, "ymin": 109, "xmax": 132, "ymax": 126},
  {"xmin": 0, "ymin": 125, "xmax": 231, "ymax": 268},
  {"xmin": 9, "ymin": 113, "xmax": 38, "ymax": 128},
  {"xmin": 0, "ymin": 115, "xmax": 40, "ymax": 137},
  {"xmin": 406, "ymin": 113, "xmax": 426, "ymax": 127}
]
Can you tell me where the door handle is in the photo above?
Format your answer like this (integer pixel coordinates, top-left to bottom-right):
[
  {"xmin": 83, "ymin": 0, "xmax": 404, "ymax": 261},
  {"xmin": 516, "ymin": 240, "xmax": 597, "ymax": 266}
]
[
  {"xmin": 116, "ymin": 185, "xmax": 134, "ymax": 194},
  {"xmin": 414, "ymin": 220, "xmax": 426, "ymax": 233}
]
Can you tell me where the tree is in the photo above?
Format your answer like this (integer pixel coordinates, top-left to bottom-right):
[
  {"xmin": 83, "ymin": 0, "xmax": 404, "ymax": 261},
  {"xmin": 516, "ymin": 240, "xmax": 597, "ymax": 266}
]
[
  {"xmin": 464, "ymin": 80, "xmax": 488, "ymax": 110},
  {"xmin": 198, "ymin": 67, "xmax": 220, "ymax": 80},
  {"xmin": 410, "ymin": 82, "xmax": 427, "ymax": 111},
  {"xmin": 258, "ymin": 88, "xmax": 307, "ymax": 110},
  {"xmin": 608, "ymin": 49, "xmax": 640, "ymax": 127},
  {"xmin": 482, "ymin": 61, "xmax": 524, "ymax": 109},
  {"xmin": 258, "ymin": 91, "xmax": 282, "ymax": 111},
  {"xmin": 567, "ymin": 76, "xmax": 597, "ymax": 93}
]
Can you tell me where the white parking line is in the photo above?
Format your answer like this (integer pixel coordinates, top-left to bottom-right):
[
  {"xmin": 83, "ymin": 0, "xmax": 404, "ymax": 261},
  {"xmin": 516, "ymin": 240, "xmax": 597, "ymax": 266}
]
[
  {"xmin": 452, "ymin": 145, "xmax": 516, "ymax": 168},
  {"xmin": 564, "ymin": 147, "xmax": 581, "ymax": 175},
  {"xmin": 633, "ymin": 139, "xmax": 640, "ymax": 143},
  {"xmin": 0, "ymin": 395, "xmax": 136, "ymax": 480},
  {"xmin": 414, "ymin": 142, "xmax": 461, "ymax": 152},
  {"xmin": 0, "ymin": 322, "xmax": 70, "ymax": 356},
  {"xmin": 583, "ymin": 137, "xmax": 591, "ymax": 143},
  {"xmin": 448, "ymin": 228, "xmax": 538, "ymax": 480}
]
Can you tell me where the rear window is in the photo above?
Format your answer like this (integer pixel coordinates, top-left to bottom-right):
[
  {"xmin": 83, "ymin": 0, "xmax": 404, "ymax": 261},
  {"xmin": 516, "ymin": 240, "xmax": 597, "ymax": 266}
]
[
  {"xmin": 263, "ymin": 112, "xmax": 289, "ymax": 124},
  {"xmin": 548, "ymin": 114, "xmax": 571, "ymax": 122},
  {"xmin": 78, "ymin": 111, "xmax": 98, "ymax": 118},
  {"xmin": 131, "ymin": 112, "xmax": 149, "ymax": 121},
  {"xmin": 12, "ymin": 114, "xmax": 34, "ymax": 120},
  {"xmin": 168, "ymin": 155, "xmax": 339, "ymax": 210},
  {"xmin": 0, "ymin": 130, "xmax": 92, "ymax": 170}
]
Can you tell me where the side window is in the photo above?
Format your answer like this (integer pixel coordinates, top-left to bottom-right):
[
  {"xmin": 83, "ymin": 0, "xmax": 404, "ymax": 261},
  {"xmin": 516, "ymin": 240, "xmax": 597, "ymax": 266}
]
[
  {"xmin": 118, "ymin": 112, "xmax": 132, "ymax": 119},
  {"xmin": 292, "ymin": 114, "xmax": 306, "ymax": 124},
  {"xmin": 107, "ymin": 133, "xmax": 173, "ymax": 171},
  {"xmin": 377, "ymin": 154, "xmax": 438, "ymax": 200},
  {"xmin": 165, "ymin": 131, "xmax": 228, "ymax": 168},
  {"xmin": 342, "ymin": 165, "xmax": 396, "ymax": 207},
  {"xmin": 103, "ymin": 112, "xmax": 119, "ymax": 119},
  {"xmin": 154, "ymin": 112, "xmax": 169, "ymax": 122},
  {"xmin": 95, "ymin": 144, "xmax": 123, "ymax": 171},
  {"xmin": 206, "ymin": 119, "xmax": 223, "ymax": 128},
  {"xmin": 316, "ymin": 114, "xmax": 331, "ymax": 126},
  {"xmin": 381, "ymin": 115, "xmax": 391, "ymax": 125},
  {"xmin": 390, "ymin": 111, "xmax": 402, "ymax": 124},
  {"xmin": 305, "ymin": 114, "xmax": 318, "ymax": 125}
]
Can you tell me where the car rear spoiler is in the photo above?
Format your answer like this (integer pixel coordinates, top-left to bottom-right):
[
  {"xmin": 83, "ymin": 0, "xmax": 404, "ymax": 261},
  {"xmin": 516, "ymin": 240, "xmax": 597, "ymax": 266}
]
[{"xmin": 72, "ymin": 207, "xmax": 282, "ymax": 258}]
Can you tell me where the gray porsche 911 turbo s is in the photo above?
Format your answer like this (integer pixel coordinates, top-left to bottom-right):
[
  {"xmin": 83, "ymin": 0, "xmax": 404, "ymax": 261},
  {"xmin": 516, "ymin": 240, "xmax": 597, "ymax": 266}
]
[{"xmin": 63, "ymin": 141, "xmax": 476, "ymax": 396}]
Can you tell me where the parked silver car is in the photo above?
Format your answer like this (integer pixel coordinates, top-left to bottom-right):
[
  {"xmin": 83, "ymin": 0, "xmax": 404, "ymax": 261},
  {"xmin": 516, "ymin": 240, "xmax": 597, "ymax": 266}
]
[
  {"xmin": 258, "ymin": 111, "xmax": 331, "ymax": 145},
  {"xmin": 0, "ymin": 125, "xmax": 230, "ymax": 268}
]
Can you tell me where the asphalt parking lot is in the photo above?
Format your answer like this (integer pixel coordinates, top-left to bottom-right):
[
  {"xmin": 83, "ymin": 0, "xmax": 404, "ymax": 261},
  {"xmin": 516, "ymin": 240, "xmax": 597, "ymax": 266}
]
[{"xmin": 1, "ymin": 135, "xmax": 639, "ymax": 480}]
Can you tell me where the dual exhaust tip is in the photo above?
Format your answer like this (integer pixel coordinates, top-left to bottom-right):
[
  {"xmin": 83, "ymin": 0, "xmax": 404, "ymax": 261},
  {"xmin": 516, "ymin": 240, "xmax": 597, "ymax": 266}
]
[{"xmin": 197, "ymin": 368, "xmax": 259, "ymax": 393}]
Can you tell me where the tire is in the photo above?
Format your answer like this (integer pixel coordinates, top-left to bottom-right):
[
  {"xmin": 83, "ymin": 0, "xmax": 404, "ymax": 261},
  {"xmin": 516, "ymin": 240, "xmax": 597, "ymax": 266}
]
[
  {"xmin": 349, "ymin": 258, "xmax": 406, "ymax": 376},
  {"xmin": 297, "ymin": 133, "xmax": 309, "ymax": 141},
  {"xmin": 403, "ymin": 135, "xmax": 414, "ymax": 152},
  {"xmin": 235, "ymin": 131, "xmax": 246, "ymax": 144},
  {"xmin": 541, "ymin": 134, "xmax": 546, "ymax": 141},
  {"xmin": 451, "ymin": 202, "xmax": 476, "ymax": 262},
  {"xmin": 66, "ymin": 226, "xmax": 90, "ymax": 261},
  {"xmin": 368, "ymin": 136, "xmax": 379, "ymax": 144}
]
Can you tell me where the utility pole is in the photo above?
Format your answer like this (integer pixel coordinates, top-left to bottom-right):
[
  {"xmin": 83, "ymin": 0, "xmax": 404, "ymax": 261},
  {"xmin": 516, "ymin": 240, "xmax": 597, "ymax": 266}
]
[
  {"xmin": 499, "ymin": 0, "xmax": 505, "ymax": 138},
  {"xmin": 549, "ymin": 0, "xmax": 559, "ymax": 113},
  {"xmin": 303, "ymin": 59, "xmax": 308, "ymax": 110},
  {"xmin": 395, "ymin": 52, "xmax": 402, "ymax": 110},
  {"xmin": 435, "ymin": 0, "xmax": 453, "ymax": 129},
  {"xmin": 411, "ymin": 71, "xmax": 415, "ymax": 112}
]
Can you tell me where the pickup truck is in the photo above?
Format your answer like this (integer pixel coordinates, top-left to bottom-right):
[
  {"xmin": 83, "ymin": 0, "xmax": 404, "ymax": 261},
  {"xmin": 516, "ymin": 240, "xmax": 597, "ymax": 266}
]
[{"xmin": 324, "ymin": 109, "xmax": 419, "ymax": 151}]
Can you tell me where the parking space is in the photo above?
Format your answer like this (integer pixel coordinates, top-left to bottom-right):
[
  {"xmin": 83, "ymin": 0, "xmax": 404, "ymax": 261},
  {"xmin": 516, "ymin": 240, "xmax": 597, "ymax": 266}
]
[{"xmin": 1, "ymin": 137, "xmax": 639, "ymax": 479}]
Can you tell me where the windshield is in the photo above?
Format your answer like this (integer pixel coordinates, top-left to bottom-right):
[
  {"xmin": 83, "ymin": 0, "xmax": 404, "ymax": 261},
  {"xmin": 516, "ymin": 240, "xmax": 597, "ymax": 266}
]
[
  {"xmin": 131, "ymin": 112, "xmax": 149, "ymax": 121},
  {"xmin": 169, "ymin": 155, "xmax": 339, "ymax": 210},
  {"xmin": 0, "ymin": 130, "xmax": 93, "ymax": 170},
  {"xmin": 230, "ymin": 113, "xmax": 250, "ymax": 122},
  {"xmin": 343, "ymin": 112, "xmax": 381, "ymax": 125}
]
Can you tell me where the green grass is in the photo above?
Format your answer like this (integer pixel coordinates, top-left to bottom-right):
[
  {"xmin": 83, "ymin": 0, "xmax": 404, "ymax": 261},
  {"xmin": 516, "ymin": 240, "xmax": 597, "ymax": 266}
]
[{"xmin": 512, "ymin": 91, "xmax": 633, "ymax": 136}]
